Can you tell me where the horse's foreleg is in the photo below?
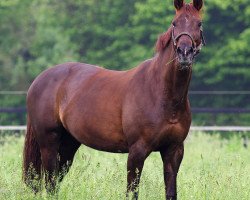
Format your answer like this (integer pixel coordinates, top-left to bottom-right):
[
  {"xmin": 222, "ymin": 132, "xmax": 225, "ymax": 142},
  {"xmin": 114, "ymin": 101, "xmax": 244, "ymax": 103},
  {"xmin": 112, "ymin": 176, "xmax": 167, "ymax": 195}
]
[
  {"xmin": 160, "ymin": 143, "xmax": 184, "ymax": 200},
  {"xmin": 126, "ymin": 141, "xmax": 150, "ymax": 200}
]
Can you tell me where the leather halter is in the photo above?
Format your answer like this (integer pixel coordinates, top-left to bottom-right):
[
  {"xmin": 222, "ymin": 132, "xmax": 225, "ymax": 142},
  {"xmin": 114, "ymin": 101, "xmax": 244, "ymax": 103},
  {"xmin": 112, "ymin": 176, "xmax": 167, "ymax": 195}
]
[{"xmin": 172, "ymin": 25, "xmax": 206, "ymax": 56}]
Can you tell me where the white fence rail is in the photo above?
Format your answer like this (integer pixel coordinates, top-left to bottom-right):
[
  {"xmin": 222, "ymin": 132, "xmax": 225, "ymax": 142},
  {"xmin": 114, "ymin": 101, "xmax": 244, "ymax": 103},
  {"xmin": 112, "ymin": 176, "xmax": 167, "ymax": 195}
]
[
  {"xmin": 190, "ymin": 126, "xmax": 250, "ymax": 132},
  {"xmin": 0, "ymin": 126, "xmax": 26, "ymax": 131},
  {"xmin": 1, "ymin": 126, "xmax": 250, "ymax": 132}
]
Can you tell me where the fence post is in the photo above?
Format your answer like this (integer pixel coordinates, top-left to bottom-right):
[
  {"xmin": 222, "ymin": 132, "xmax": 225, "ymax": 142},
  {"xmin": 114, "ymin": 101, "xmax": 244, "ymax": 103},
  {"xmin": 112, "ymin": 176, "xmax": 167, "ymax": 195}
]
[{"xmin": 242, "ymin": 133, "xmax": 248, "ymax": 148}]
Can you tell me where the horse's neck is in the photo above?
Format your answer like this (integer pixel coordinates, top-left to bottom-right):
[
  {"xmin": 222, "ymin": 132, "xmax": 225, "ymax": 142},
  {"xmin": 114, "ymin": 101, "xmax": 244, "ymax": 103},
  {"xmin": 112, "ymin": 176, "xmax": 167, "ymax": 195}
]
[{"xmin": 150, "ymin": 44, "xmax": 192, "ymax": 110}]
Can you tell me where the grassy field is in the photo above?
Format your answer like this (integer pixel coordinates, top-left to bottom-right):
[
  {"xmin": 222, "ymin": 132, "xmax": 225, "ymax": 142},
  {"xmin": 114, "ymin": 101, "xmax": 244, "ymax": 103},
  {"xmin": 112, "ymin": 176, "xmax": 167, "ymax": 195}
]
[{"xmin": 0, "ymin": 132, "xmax": 250, "ymax": 200}]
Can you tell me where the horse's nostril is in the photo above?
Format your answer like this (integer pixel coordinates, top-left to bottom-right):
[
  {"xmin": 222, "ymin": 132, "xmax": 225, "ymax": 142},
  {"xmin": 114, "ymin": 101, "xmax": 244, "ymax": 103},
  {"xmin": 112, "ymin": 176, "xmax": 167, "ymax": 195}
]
[
  {"xmin": 185, "ymin": 47, "xmax": 194, "ymax": 55},
  {"xmin": 189, "ymin": 47, "xmax": 194, "ymax": 53},
  {"xmin": 177, "ymin": 47, "xmax": 182, "ymax": 54},
  {"xmin": 177, "ymin": 46, "xmax": 194, "ymax": 56}
]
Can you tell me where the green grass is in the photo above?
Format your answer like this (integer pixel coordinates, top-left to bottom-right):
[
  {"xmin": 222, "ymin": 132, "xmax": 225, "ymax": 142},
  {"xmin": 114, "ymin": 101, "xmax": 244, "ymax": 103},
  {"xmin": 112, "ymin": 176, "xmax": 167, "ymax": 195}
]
[{"xmin": 0, "ymin": 132, "xmax": 250, "ymax": 199}]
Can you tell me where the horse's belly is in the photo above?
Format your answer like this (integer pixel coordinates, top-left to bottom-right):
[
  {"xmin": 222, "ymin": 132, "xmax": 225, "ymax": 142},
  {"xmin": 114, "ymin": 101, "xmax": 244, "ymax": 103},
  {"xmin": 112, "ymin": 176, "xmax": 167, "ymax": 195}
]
[{"xmin": 69, "ymin": 128, "xmax": 129, "ymax": 153}]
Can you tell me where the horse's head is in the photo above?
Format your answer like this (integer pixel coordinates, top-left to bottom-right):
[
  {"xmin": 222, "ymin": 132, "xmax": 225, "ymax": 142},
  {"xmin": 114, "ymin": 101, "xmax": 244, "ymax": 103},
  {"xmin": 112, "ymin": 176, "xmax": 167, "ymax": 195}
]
[{"xmin": 173, "ymin": 0, "xmax": 205, "ymax": 67}]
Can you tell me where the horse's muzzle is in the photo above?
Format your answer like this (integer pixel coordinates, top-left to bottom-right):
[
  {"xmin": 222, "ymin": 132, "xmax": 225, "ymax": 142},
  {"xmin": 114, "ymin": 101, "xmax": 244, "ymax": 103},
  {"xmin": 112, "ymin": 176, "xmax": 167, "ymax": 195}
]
[{"xmin": 176, "ymin": 45, "xmax": 194, "ymax": 67}]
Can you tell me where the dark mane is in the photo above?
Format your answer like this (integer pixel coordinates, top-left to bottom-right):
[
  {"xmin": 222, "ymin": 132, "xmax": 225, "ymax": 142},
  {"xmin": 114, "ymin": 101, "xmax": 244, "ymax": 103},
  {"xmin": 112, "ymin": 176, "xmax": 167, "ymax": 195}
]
[{"xmin": 155, "ymin": 27, "xmax": 172, "ymax": 53}]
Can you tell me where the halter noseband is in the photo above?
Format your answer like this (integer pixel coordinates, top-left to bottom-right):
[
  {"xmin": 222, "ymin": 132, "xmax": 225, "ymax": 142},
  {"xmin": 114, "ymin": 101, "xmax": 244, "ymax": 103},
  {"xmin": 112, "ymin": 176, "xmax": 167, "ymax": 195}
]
[{"xmin": 172, "ymin": 25, "xmax": 206, "ymax": 56}]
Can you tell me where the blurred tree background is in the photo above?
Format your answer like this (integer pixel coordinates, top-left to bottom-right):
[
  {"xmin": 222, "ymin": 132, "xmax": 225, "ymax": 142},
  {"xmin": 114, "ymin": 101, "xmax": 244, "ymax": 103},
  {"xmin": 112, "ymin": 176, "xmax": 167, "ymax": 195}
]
[{"xmin": 0, "ymin": 0, "xmax": 250, "ymax": 125}]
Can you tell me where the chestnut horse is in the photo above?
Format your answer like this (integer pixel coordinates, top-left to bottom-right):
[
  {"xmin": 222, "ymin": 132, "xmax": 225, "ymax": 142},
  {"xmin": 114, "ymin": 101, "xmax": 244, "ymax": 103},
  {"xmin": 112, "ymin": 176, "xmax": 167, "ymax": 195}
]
[{"xmin": 23, "ymin": 0, "xmax": 205, "ymax": 199}]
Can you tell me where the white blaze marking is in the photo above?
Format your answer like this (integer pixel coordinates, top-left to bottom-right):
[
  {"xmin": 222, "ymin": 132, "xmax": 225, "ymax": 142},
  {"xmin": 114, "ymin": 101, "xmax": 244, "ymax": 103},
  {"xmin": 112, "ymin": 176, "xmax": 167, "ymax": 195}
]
[{"xmin": 184, "ymin": 48, "xmax": 187, "ymax": 56}]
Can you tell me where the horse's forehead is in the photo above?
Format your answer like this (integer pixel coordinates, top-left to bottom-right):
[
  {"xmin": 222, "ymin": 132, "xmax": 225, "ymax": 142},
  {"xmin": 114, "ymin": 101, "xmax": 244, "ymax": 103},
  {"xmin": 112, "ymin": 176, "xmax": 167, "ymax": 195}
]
[
  {"xmin": 175, "ymin": 12, "xmax": 200, "ymax": 23},
  {"xmin": 175, "ymin": 4, "xmax": 201, "ymax": 20}
]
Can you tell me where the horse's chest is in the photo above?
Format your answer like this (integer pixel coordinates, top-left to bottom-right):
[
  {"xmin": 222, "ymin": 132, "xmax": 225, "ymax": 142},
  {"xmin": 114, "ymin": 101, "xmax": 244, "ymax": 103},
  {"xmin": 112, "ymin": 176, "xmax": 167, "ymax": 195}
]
[{"xmin": 152, "ymin": 119, "xmax": 190, "ymax": 148}]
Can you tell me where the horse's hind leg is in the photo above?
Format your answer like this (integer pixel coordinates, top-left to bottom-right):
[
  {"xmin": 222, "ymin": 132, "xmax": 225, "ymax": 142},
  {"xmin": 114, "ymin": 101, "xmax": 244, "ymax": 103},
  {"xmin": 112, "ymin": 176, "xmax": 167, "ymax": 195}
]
[
  {"xmin": 58, "ymin": 131, "xmax": 80, "ymax": 182},
  {"xmin": 39, "ymin": 131, "xmax": 61, "ymax": 194}
]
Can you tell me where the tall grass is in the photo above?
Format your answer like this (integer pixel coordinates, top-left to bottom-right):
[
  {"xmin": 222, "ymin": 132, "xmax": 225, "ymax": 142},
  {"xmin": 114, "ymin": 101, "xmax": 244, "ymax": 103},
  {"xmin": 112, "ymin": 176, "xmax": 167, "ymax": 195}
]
[{"xmin": 0, "ymin": 132, "xmax": 250, "ymax": 199}]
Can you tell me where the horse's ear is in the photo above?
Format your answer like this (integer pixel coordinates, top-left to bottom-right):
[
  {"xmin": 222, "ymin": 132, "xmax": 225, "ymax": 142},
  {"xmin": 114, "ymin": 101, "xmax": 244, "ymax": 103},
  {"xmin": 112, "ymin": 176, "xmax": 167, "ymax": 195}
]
[
  {"xmin": 193, "ymin": 0, "xmax": 203, "ymax": 11},
  {"xmin": 155, "ymin": 28, "xmax": 172, "ymax": 52},
  {"xmin": 174, "ymin": 0, "xmax": 184, "ymax": 10}
]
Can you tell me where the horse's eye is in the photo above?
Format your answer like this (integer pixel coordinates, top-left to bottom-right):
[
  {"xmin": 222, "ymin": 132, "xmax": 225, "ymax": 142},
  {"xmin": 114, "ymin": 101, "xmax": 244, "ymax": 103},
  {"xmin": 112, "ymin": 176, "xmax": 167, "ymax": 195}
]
[
  {"xmin": 198, "ymin": 22, "xmax": 202, "ymax": 27},
  {"xmin": 172, "ymin": 22, "xmax": 176, "ymax": 27}
]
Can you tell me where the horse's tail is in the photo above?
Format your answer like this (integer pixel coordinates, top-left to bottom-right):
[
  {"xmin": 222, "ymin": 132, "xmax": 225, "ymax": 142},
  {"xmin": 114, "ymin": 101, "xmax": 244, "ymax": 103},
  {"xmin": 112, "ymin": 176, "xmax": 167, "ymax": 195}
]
[{"xmin": 23, "ymin": 115, "xmax": 43, "ymax": 192}]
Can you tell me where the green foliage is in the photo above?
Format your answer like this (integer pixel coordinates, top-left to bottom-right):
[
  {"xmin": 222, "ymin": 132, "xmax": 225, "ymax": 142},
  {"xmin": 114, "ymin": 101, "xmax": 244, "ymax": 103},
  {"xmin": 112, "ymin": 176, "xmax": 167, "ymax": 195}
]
[
  {"xmin": 0, "ymin": 133, "xmax": 250, "ymax": 199},
  {"xmin": 0, "ymin": 0, "xmax": 250, "ymax": 125}
]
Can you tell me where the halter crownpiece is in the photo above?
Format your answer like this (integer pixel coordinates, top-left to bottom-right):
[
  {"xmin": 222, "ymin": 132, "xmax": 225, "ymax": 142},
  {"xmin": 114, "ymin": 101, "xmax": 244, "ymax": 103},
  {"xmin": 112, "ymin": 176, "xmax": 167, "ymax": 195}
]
[{"xmin": 171, "ymin": 25, "xmax": 206, "ymax": 57}]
